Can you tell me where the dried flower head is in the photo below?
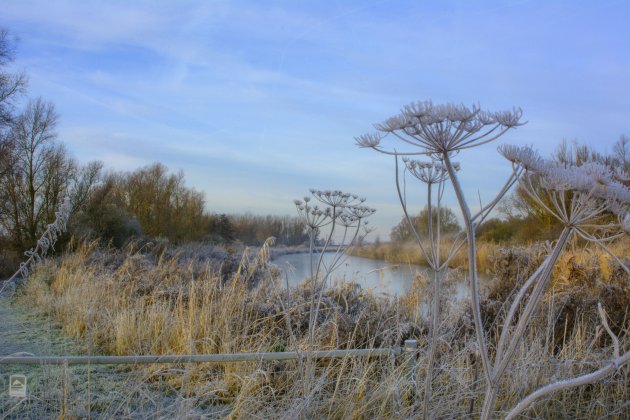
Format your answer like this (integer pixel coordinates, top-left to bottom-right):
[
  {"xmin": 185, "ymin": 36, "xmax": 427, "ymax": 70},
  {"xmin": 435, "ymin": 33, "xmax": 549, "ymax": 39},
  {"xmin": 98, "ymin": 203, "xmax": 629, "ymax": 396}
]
[
  {"xmin": 498, "ymin": 144, "xmax": 544, "ymax": 171},
  {"xmin": 346, "ymin": 205, "xmax": 376, "ymax": 219},
  {"xmin": 357, "ymin": 100, "xmax": 524, "ymax": 156},
  {"xmin": 355, "ymin": 132, "xmax": 383, "ymax": 148},
  {"xmin": 403, "ymin": 158, "xmax": 454, "ymax": 184},
  {"xmin": 311, "ymin": 189, "xmax": 363, "ymax": 208},
  {"xmin": 294, "ymin": 189, "xmax": 375, "ymax": 231},
  {"xmin": 507, "ymin": 146, "xmax": 630, "ymax": 231}
]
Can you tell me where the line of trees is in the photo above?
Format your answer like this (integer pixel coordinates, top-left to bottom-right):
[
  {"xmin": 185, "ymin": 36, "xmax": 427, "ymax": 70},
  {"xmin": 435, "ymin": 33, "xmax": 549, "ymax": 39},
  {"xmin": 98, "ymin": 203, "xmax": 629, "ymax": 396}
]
[
  {"xmin": 230, "ymin": 213, "xmax": 310, "ymax": 246},
  {"xmin": 69, "ymin": 163, "xmax": 310, "ymax": 247}
]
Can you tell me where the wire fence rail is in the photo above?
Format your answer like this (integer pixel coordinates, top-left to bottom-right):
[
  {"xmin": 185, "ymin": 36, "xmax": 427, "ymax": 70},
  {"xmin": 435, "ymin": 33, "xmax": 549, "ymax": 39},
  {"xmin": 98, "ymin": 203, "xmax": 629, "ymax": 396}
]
[
  {"xmin": 0, "ymin": 344, "xmax": 410, "ymax": 366},
  {"xmin": 1, "ymin": 341, "xmax": 420, "ymax": 418}
]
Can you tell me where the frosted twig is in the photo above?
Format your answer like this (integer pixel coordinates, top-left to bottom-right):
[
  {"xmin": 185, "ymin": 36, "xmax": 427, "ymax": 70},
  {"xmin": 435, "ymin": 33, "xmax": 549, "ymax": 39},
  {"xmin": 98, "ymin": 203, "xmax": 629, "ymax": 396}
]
[
  {"xmin": 0, "ymin": 197, "xmax": 72, "ymax": 297},
  {"xmin": 505, "ymin": 351, "xmax": 630, "ymax": 420}
]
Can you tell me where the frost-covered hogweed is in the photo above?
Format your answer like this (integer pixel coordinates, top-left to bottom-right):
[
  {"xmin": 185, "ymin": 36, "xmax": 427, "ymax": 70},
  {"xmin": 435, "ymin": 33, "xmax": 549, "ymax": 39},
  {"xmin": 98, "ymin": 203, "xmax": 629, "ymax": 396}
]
[
  {"xmin": 292, "ymin": 189, "xmax": 375, "ymax": 349},
  {"xmin": 498, "ymin": 144, "xmax": 544, "ymax": 171},
  {"xmin": 357, "ymin": 99, "xmax": 629, "ymax": 419},
  {"xmin": 500, "ymin": 145, "xmax": 630, "ymax": 230},
  {"xmin": 355, "ymin": 101, "xmax": 526, "ymax": 419},
  {"xmin": 309, "ymin": 188, "xmax": 366, "ymax": 209},
  {"xmin": 356, "ymin": 100, "xmax": 524, "ymax": 155},
  {"xmin": 403, "ymin": 158, "xmax": 458, "ymax": 184},
  {"xmin": 294, "ymin": 189, "xmax": 374, "ymax": 236}
]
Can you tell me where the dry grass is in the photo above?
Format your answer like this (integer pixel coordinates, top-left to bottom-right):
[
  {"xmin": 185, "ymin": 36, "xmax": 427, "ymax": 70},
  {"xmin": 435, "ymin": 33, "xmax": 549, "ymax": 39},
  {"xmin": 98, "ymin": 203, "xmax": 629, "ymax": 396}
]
[
  {"xmin": 349, "ymin": 239, "xmax": 506, "ymax": 275},
  {"xmin": 13, "ymin": 239, "xmax": 629, "ymax": 418}
]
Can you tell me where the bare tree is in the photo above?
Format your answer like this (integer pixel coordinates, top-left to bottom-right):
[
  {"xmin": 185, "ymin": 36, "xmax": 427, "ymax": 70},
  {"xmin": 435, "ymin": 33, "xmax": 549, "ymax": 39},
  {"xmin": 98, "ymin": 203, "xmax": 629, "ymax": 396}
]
[
  {"xmin": 0, "ymin": 28, "xmax": 27, "ymax": 130},
  {"xmin": 613, "ymin": 134, "xmax": 629, "ymax": 173},
  {"xmin": 69, "ymin": 160, "xmax": 104, "ymax": 211},
  {"xmin": 0, "ymin": 98, "xmax": 75, "ymax": 250},
  {"xmin": 0, "ymin": 28, "xmax": 27, "ymax": 186}
]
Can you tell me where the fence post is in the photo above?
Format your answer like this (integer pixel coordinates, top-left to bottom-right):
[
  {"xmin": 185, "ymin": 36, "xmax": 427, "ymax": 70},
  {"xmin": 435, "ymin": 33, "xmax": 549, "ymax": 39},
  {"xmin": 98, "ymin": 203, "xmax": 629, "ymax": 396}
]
[{"xmin": 403, "ymin": 339, "xmax": 418, "ymax": 405}]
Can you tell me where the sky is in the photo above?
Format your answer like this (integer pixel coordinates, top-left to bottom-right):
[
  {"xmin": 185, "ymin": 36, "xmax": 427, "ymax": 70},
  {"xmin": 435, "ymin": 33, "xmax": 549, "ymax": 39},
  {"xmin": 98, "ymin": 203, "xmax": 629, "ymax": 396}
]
[{"xmin": 1, "ymin": 0, "xmax": 629, "ymax": 239}]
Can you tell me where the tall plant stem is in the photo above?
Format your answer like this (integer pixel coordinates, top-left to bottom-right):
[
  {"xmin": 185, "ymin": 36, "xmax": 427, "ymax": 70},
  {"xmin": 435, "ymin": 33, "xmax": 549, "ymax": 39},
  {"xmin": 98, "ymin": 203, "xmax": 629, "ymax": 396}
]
[
  {"xmin": 308, "ymin": 208, "xmax": 337, "ymax": 345},
  {"xmin": 505, "ymin": 350, "xmax": 630, "ymax": 419},
  {"xmin": 423, "ymin": 175, "xmax": 446, "ymax": 418},
  {"xmin": 480, "ymin": 227, "xmax": 572, "ymax": 420},
  {"xmin": 443, "ymin": 151, "xmax": 492, "ymax": 386},
  {"xmin": 423, "ymin": 268, "xmax": 442, "ymax": 419}
]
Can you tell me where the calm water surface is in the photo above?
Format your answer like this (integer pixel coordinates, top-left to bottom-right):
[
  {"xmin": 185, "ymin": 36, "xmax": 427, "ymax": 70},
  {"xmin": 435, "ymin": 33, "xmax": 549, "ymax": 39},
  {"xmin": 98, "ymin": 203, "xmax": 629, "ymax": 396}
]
[{"xmin": 272, "ymin": 252, "xmax": 468, "ymax": 299}]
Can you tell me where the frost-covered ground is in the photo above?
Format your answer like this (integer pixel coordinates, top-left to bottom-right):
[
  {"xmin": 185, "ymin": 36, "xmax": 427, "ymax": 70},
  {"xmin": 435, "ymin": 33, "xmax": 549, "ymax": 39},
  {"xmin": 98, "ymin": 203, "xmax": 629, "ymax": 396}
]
[{"xmin": 0, "ymin": 297, "xmax": 230, "ymax": 418}]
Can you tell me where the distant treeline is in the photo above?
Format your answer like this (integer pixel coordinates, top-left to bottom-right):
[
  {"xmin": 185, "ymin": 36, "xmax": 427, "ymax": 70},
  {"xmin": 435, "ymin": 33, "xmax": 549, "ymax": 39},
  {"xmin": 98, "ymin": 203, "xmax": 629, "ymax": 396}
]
[
  {"xmin": 68, "ymin": 162, "xmax": 310, "ymax": 247},
  {"xmin": 0, "ymin": 151, "xmax": 309, "ymax": 275}
]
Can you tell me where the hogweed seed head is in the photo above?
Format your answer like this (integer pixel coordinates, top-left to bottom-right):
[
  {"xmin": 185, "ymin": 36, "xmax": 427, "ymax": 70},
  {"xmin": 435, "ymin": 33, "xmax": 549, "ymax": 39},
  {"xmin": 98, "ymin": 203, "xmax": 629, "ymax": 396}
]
[
  {"xmin": 347, "ymin": 205, "xmax": 376, "ymax": 219},
  {"xmin": 355, "ymin": 133, "xmax": 383, "ymax": 148},
  {"xmin": 506, "ymin": 146, "xmax": 630, "ymax": 229},
  {"xmin": 357, "ymin": 100, "xmax": 524, "ymax": 156},
  {"xmin": 498, "ymin": 144, "xmax": 543, "ymax": 171},
  {"xmin": 403, "ymin": 158, "xmax": 453, "ymax": 184},
  {"xmin": 338, "ymin": 213, "xmax": 359, "ymax": 227},
  {"xmin": 494, "ymin": 108, "xmax": 524, "ymax": 128},
  {"xmin": 294, "ymin": 189, "xmax": 375, "ymax": 233}
]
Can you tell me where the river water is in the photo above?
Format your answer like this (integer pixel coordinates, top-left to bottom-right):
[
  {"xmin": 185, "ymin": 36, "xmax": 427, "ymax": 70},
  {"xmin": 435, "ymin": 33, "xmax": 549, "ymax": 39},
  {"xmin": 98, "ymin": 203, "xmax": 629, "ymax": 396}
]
[{"xmin": 272, "ymin": 252, "xmax": 468, "ymax": 299}]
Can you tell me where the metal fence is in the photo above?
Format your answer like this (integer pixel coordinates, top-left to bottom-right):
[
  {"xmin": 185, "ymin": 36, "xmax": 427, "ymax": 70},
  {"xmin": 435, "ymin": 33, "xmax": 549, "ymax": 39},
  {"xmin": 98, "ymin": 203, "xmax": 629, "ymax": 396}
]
[{"xmin": 1, "ymin": 341, "xmax": 419, "ymax": 418}]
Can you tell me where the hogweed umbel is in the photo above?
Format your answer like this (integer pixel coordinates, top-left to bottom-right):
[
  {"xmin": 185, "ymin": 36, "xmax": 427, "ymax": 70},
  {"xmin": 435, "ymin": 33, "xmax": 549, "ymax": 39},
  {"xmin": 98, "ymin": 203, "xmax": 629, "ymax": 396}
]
[
  {"xmin": 292, "ymin": 189, "xmax": 375, "ymax": 345},
  {"xmin": 356, "ymin": 100, "xmax": 524, "ymax": 156}
]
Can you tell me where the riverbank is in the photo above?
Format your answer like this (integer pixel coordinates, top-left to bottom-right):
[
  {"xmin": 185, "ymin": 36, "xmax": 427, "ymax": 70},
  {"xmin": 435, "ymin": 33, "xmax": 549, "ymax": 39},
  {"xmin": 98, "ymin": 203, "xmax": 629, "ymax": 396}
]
[
  {"xmin": 348, "ymin": 238, "xmax": 630, "ymax": 282},
  {"xmin": 347, "ymin": 240, "xmax": 504, "ymax": 276}
]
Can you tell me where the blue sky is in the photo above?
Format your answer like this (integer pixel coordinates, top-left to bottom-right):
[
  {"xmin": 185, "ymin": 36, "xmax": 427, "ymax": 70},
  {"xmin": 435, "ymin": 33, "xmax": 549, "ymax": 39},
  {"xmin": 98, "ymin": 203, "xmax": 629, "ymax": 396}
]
[{"xmin": 2, "ymin": 0, "xmax": 629, "ymax": 238}]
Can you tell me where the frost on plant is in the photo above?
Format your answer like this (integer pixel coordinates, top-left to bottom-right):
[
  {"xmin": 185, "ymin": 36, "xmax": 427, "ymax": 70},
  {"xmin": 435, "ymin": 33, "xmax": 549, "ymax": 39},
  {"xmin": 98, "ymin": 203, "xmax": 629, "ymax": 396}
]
[
  {"xmin": 497, "ymin": 145, "xmax": 630, "ymax": 418},
  {"xmin": 500, "ymin": 144, "xmax": 630, "ymax": 272},
  {"xmin": 356, "ymin": 100, "xmax": 524, "ymax": 156},
  {"xmin": 294, "ymin": 189, "xmax": 374, "ymax": 282},
  {"xmin": 0, "ymin": 197, "xmax": 72, "ymax": 297}
]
